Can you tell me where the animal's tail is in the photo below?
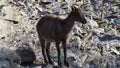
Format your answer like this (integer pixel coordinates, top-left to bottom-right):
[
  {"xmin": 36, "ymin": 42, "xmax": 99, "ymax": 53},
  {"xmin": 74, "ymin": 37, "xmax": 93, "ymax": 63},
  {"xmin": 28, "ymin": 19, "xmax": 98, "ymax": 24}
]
[{"xmin": 36, "ymin": 17, "xmax": 44, "ymax": 31}]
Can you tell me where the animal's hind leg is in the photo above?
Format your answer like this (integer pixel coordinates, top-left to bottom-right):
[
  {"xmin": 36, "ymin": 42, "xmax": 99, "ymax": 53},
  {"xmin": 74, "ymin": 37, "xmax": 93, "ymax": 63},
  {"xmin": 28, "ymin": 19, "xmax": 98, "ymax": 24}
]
[
  {"xmin": 46, "ymin": 42, "xmax": 54, "ymax": 64},
  {"xmin": 55, "ymin": 40, "xmax": 62, "ymax": 67},
  {"xmin": 62, "ymin": 39, "xmax": 69, "ymax": 67},
  {"xmin": 39, "ymin": 36, "xmax": 48, "ymax": 64}
]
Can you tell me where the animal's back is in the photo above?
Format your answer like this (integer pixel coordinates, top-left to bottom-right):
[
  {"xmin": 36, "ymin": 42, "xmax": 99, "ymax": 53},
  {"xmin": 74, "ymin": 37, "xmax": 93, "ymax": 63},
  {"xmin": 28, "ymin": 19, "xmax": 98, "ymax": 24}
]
[{"xmin": 36, "ymin": 14, "xmax": 63, "ymax": 41}]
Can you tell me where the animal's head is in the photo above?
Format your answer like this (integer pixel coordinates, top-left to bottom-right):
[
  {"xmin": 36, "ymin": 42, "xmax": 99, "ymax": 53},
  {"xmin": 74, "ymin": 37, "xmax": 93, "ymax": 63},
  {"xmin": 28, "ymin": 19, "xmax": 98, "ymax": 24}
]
[{"xmin": 71, "ymin": 5, "xmax": 87, "ymax": 24}]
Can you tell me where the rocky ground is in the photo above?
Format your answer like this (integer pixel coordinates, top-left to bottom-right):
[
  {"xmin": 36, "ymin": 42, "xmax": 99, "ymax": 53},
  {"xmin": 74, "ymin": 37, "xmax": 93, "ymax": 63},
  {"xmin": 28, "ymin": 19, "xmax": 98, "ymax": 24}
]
[{"xmin": 0, "ymin": 0, "xmax": 120, "ymax": 68}]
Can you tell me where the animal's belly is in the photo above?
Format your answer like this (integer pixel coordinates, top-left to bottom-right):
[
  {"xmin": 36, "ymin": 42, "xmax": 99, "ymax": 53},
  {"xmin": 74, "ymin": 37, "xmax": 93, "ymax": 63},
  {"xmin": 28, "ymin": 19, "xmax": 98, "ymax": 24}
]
[
  {"xmin": 40, "ymin": 28, "xmax": 55, "ymax": 42},
  {"xmin": 39, "ymin": 21, "xmax": 64, "ymax": 42},
  {"xmin": 42, "ymin": 34, "xmax": 54, "ymax": 42}
]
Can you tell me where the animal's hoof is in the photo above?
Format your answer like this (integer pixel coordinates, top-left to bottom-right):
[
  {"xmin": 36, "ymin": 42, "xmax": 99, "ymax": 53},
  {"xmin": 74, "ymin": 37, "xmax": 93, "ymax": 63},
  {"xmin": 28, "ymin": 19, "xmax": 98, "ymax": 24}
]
[
  {"xmin": 64, "ymin": 61, "xmax": 69, "ymax": 67},
  {"xmin": 45, "ymin": 60, "xmax": 49, "ymax": 64},
  {"xmin": 58, "ymin": 62, "xmax": 62, "ymax": 67},
  {"xmin": 49, "ymin": 60, "xmax": 54, "ymax": 65}
]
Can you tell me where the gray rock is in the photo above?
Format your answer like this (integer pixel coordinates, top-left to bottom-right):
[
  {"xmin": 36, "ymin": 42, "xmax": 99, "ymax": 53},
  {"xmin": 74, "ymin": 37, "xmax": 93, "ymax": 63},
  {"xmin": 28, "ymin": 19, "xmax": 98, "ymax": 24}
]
[
  {"xmin": 0, "ymin": 45, "xmax": 21, "ymax": 68},
  {"xmin": 110, "ymin": 48, "xmax": 120, "ymax": 55},
  {"xmin": 86, "ymin": 17, "xmax": 99, "ymax": 28},
  {"xmin": 106, "ymin": 62, "xmax": 117, "ymax": 68},
  {"xmin": 76, "ymin": 54, "xmax": 88, "ymax": 67},
  {"xmin": 114, "ymin": 19, "xmax": 120, "ymax": 24},
  {"xmin": 92, "ymin": 28, "xmax": 105, "ymax": 34},
  {"xmin": 86, "ymin": 50, "xmax": 101, "ymax": 62},
  {"xmin": 16, "ymin": 47, "xmax": 36, "ymax": 65},
  {"xmin": 41, "ymin": 0, "xmax": 56, "ymax": 3},
  {"xmin": 50, "ymin": 3, "xmax": 61, "ymax": 14},
  {"xmin": 32, "ymin": 66, "xmax": 42, "ymax": 68},
  {"xmin": 0, "ymin": 0, "xmax": 120, "ymax": 68},
  {"xmin": 116, "ymin": 62, "xmax": 120, "ymax": 67}
]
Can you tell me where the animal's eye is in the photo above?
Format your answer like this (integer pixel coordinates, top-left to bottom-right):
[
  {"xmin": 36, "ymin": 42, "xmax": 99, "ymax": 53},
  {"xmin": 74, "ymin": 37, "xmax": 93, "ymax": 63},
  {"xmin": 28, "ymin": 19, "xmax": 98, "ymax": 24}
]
[{"xmin": 75, "ymin": 9, "xmax": 78, "ymax": 11}]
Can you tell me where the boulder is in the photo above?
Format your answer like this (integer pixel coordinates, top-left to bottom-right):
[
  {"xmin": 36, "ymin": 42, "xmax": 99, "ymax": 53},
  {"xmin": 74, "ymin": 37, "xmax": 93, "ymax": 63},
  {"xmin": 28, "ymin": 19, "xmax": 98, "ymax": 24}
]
[
  {"xmin": 114, "ymin": 19, "xmax": 120, "ymax": 24},
  {"xmin": 0, "ymin": 45, "xmax": 21, "ymax": 68},
  {"xmin": 86, "ymin": 18, "xmax": 99, "ymax": 28},
  {"xmin": 16, "ymin": 46, "xmax": 36, "ymax": 65}
]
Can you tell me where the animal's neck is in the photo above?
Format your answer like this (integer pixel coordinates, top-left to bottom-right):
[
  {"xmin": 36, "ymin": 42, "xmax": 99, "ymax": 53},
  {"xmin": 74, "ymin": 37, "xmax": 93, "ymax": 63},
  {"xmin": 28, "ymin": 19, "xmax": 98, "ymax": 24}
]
[{"xmin": 63, "ymin": 13, "xmax": 75, "ymax": 35}]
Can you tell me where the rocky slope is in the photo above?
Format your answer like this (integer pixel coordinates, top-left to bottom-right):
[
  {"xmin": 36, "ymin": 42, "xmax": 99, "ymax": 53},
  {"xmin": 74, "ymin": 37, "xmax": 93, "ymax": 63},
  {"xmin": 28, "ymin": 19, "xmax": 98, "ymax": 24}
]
[{"xmin": 0, "ymin": 0, "xmax": 120, "ymax": 68}]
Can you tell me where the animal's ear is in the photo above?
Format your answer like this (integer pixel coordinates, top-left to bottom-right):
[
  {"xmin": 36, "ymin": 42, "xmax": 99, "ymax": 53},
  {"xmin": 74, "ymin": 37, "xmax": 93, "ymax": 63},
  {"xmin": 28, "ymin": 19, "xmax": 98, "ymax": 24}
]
[
  {"xmin": 71, "ymin": 5, "xmax": 78, "ymax": 11},
  {"xmin": 71, "ymin": 5, "xmax": 79, "ymax": 11}
]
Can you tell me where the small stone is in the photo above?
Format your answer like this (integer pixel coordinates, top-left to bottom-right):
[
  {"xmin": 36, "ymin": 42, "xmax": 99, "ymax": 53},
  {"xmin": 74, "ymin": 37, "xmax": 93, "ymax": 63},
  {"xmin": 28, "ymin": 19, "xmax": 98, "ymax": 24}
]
[
  {"xmin": 79, "ymin": 54, "xmax": 88, "ymax": 65},
  {"xmin": 32, "ymin": 66, "xmax": 42, "ymax": 68},
  {"xmin": 86, "ymin": 50, "xmax": 101, "ymax": 62},
  {"xmin": 110, "ymin": 48, "xmax": 120, "ymax": 55},
  {"xmin": 114, "ymin": 19, "xmax": 120, "ymax": 24},
  {"xmin": 86, "ymin": 17, "xmax": 99, "ymax": 28},
  {"xmin": 41, "ymin": 0, "xmax": 56, "ymax": 3},
  {"xmin": 92, "ymin": 28, "xmax": 105, "ymax": 34}
]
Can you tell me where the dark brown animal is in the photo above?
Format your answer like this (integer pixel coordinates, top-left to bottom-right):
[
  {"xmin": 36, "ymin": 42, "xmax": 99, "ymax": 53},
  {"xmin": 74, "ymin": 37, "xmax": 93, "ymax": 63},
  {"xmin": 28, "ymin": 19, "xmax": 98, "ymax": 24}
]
[{"xmin": 36, "ymin": 6, "xmax": 87, "ymax": 67}]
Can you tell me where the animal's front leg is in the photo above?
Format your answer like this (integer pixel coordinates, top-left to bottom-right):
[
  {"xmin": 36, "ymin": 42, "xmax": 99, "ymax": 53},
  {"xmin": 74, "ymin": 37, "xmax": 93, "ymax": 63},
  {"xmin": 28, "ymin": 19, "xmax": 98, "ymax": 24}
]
[
  {"xmin": 62, "ymin": 39, "xmax": 69, "ymax": 67},
  {"xmin": 55, "ymin": 40, "xmax": 62, "ymax": 67},
  {"xmin": 46, "ymin": 42, "xmax": 54, "ymax": 64},
  {"xmin": 40, "ymin": 39, "xmax": 48, "ymax": 64}
]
